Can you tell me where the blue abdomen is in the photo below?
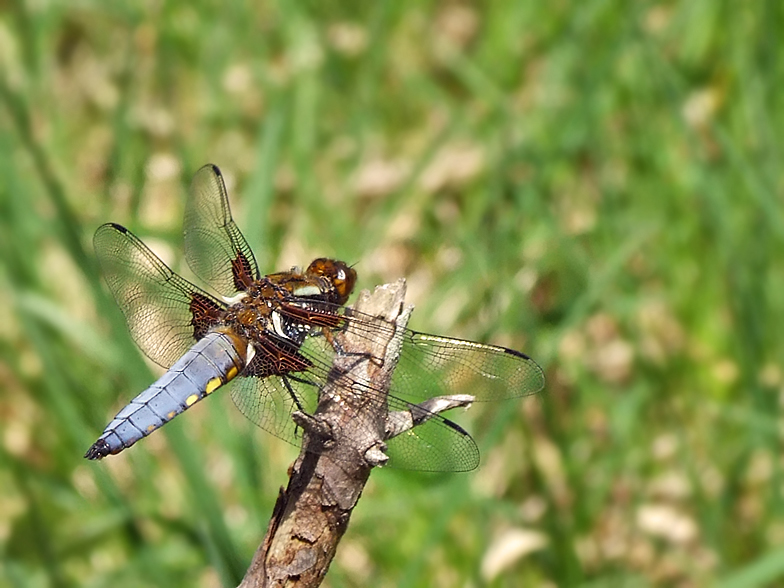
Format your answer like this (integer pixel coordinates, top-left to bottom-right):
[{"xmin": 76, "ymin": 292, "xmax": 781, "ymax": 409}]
[{"xmin": 85, "ymin": 331, "xmax": 245, "ymax": 459}]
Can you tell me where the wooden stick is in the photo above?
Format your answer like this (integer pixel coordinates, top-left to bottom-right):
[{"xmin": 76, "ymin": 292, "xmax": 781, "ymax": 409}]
[{"xmin": 238, "ymin": 280, "xmax": 410, "ymax": 588}]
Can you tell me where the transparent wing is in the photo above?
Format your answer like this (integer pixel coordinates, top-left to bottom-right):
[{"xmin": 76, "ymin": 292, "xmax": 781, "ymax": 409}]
[
  {"xmin": 94, "ymin": 223, "xmax": 225, "ymax": 368},
  {"xmin": 277, "ymin": 301, "xmax": 545, "ymax": 404},
  {"xmin": 394, "ymin": 331, "xmax": 546, "ymax": 403},
  {"xmin": 184, "ymin": 164, "xmax": 259, "ymax": 296},
  {"xmin": 229, "ymin": 330, "xmax": 482, "ymax": 472},
  {"xmin": 230, "ymin": 374, "xmax": 317, "ymax": 446},
  {"xmin": 385, "ymin": 415, "xmax": 480, "ymax": 473}
]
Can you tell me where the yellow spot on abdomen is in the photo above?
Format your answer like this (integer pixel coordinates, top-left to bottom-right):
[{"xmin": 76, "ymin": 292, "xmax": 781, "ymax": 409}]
[
  {"xmin": 186, "ymin": 393, "xmax": 199, "ymax": 406},
  {"xmin": 226, "ymin": 366, "xmax": 238, "ymax": 380},
  {"xmin": 205, "ymin": 377, "xmax": 222, "ymax": 394},
  {"xmin": 167, "ymin": 411, "xmax": 176, "ymax": 419},
  {"xmin": 147, "ymin": 424, "xmax": 157, "ymax": 432}
]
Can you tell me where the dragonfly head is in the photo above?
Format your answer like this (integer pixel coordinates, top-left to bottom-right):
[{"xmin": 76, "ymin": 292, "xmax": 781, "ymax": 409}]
[{"xmin": 306, "ymin": 258, "xmax": 357, "ymax": 305}]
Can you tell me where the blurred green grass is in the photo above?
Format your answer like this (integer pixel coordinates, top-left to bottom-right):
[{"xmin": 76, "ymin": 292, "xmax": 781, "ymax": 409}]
[{"xmin": 0, "ymin": 1, "xmax": 782, "ymax": 587}]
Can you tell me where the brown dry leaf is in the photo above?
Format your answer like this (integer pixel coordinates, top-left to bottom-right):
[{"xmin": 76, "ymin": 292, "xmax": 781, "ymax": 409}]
[
  {"xmin": 682, "ymin": 87, "xmax": 721, "ymax": 130},
  {"xmin": 637, "ymin": 300, "xmax": 685, "ymax": 365},
  {"xmin": 481, "ymin": 528, "xmax": 548, "ymax": 581},
  {"xmin": 352, "ymin": 158, "xmax": 410, "ymax": 198},
  {"xmin": 636, "ymin": 504, "xmax": 698, "ymax": 544},
  {"xmin": 435, "ymin": 5, "xmax": 479, "ymax": 49},
  {"xmin": 419, "ymin": 143, "xmax": 484, "ymax": 193},
  {"xmin": 584, "ymin": 313, "xmax": 634, "ymax": 384},
  {"xmin": 327, "ymin": 22, "xmax": 368, "ymax": 57}
]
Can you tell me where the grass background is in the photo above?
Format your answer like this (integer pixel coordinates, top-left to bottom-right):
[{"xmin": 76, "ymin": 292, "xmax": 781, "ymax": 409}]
[{"xmin": 0, "ymin": 1, "xmax": 781, "ymax": 587}]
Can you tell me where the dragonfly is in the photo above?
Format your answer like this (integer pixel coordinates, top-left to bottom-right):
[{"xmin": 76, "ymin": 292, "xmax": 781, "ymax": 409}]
[{"xmin": 85, "ymin": 164, "xmax": 545, "ymax": 471}]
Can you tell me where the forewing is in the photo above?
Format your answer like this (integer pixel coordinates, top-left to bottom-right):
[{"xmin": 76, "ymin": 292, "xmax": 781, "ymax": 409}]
[
  {"xmin": 184, "ymin": 164, "xmax": 259, "ymax": 296},
  {"xmin": 279, "ymin": 302, "xmax": 545, "ymax": 403},
  {"xmin": 394, "ymin": 332, "xmax": 546, "ymax": 403},
  {"xmin": 94, "ymin": 223, "xmax": 224, "ymax": 368}
]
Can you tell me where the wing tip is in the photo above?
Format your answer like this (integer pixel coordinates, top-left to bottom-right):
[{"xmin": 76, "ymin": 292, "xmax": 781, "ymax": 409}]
[
  {"xmin": 197, "ymin": 162, "xmax": 223, "ymax": 178},
  {"xmin": 443, "ymin": 418, "xmax": 481, "ymax": 472},
  {"xmin": 503, "ymin": 346, "xmax": 533, "ymax": 360},
  {"xmin": 502, "ymin": 347, "xmax": 547, "ymax": 393},
  {"xmin": 95, "ymin": 222, "xmax": 128, "ymax": 234}
]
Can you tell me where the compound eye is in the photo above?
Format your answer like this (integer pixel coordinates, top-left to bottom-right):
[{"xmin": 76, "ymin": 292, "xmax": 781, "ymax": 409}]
[
  {"xmin": 306, "ymin": 258, "xmax": 357, "ymax": 304},
  {"xmin": 332, "ymin": 263, "xmax": 357, "ymax": 303}
]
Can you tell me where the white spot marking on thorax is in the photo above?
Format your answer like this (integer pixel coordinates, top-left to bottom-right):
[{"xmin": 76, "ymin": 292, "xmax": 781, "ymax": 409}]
[
  {"xmin": 271, "ymin": 310, "xmax": 293, "ymax": 340},
  {"xmin": 223, "ymin": 292, "xmax": 249, "ymax": 305}
]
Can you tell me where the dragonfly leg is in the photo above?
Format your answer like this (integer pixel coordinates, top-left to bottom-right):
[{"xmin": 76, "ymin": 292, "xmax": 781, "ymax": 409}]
[
  {"xmin": 323, "ymin": 328, "xmax": 382, "ymax": 367},
  {"xmin": 281, "ymin": 375, "xmax": 306, "ymax": 412}
]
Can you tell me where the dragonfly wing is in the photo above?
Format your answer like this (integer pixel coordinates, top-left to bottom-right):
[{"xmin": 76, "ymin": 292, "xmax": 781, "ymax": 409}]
[
  {"xmin": 94, "ymin": 223, "xmax": 224, "ymax": 368},
  {"xmin": 184, "ymin": 164, "xmax": 259, "ymax": 296},
  {"xmin": 274, "ymin": 326, "xmax": 484, "ymax": 471},
  {"xmin": 224, "ymin": 293, "xmax": 543, "ymax": 471},
  {"xmin": 277, "ymin": 300, "xmax": 545, "ymax": 402},
  {"xmin": 394, "ymin": 331, "xmax": 546, "ymax": 402},
  {"xmin": 230, "ymin": 373, "xmax": 318, "ymax": 447},
  {"xmin": 229, "ymin": 332, "xmax": 321, "ymax": 445},
  {"xmin": 383, "ymin": 410, "xmax": 480, "ymax": 472}
]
